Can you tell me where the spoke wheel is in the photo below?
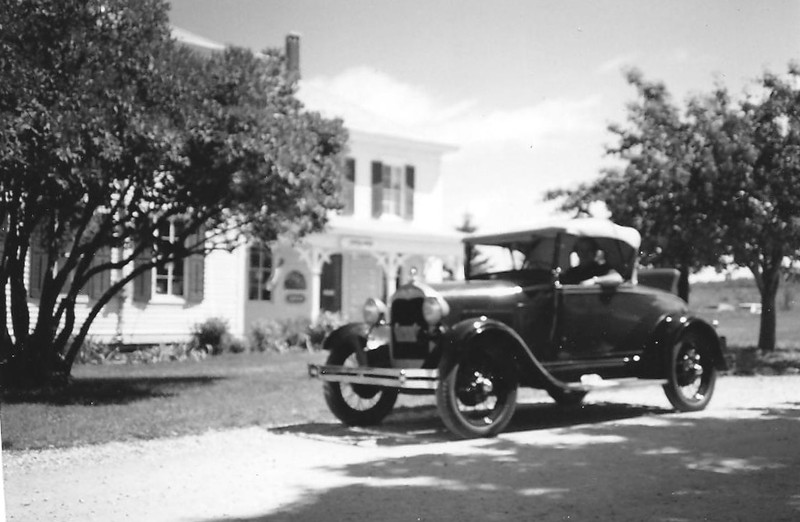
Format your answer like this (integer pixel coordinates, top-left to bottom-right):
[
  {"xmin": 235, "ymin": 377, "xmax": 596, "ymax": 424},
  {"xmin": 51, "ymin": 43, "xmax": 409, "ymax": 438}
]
[
  {"xmin": 323, "ymin": 341, "xmax": 398, "ymax": 426},
  {"xmin": 436, "ymin": 347, "xmax": 517, "ymax": 438},
  {"xmin": 663, "ymin": 330, "xmax": 717, "ymax": 412}
]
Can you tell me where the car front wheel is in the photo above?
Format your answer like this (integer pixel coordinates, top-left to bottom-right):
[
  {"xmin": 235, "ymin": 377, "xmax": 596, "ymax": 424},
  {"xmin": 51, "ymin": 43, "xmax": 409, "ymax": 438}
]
[
  {"xmin": 323, "ymin": 341, "xmax": 398, "ymax": 426},
  {"xmin": 663, "ymin": 330, "xmax": 717, "ymax": 412},
  {"xmin": 436, "ymin": 346, "xmax": 518, "ymax": 438}
]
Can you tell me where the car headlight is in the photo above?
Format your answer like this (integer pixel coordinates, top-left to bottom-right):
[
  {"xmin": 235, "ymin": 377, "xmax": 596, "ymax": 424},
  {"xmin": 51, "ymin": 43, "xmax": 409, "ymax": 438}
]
[
  {"xmin": 363, "ymin": 298, "xmax": 387, "ymax": 326},
  {"xmin": 422, "ymin": 296, "xmax": 449, "ymax": 326}
]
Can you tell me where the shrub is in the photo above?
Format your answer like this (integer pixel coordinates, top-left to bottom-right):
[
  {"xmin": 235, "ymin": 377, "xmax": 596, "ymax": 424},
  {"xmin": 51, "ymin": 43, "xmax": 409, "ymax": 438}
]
[
  {"xmin": 75, "ymin": 341, "xmax": 205, "ymax": 365},
  {"xmin": 248, "ymin": 320, "xmax": 288, "ymax": 353},
  {"xmin": 307, "ymin": 311, "xmax": 346, "ymax": 349},
  {"xmin": 247, "ymin": 315, "xmax": 340, "ymax": 353},
  {"xmin": 191, "ymin": 317, "xmax": 232, "ymax": 355},
  {"xmin": 75, "ymin": 338, "xmax": 114, "ymax": 365},
  {"xmin": 284, "ymin": 316, "xmax": 312, "ymax": 350}
]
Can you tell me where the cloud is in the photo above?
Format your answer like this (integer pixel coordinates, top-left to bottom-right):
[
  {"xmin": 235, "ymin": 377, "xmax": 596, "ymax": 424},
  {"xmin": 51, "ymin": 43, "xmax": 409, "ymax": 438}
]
[
  {"xmin": 299, "ymin": 67, "xmax": 476, "ymax": 137},
  {"xmin": 299, "ymin": 67, "xmax": 610, "ymax": 231},
  {"xmin": 596, "ymin": 53, "xmax": 641, "ymax": 75},
  {"xmin": 300, "ymin": 67, "xmax": 604, "ymax": 147}
]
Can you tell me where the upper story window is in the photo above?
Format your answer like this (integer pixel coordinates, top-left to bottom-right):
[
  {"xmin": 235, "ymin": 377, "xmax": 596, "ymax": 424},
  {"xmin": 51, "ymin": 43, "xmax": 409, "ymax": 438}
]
[
  {"xmin": 341, "ymin": 158, "xmax": 355, "ymax": 216},
  {"xmin": 248, "ymin": 244, "xmax": 273, "ymax": 301},
  {"xmin": 371, "ymin": 161, "xmax": 415, "ymax": 220}
]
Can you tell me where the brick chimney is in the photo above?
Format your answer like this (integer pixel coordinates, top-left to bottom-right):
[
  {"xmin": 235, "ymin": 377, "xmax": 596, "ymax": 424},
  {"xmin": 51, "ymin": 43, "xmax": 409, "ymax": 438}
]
[{"xmin": 285, "ymin": 33, "xmax": 300, "ymax": 83}]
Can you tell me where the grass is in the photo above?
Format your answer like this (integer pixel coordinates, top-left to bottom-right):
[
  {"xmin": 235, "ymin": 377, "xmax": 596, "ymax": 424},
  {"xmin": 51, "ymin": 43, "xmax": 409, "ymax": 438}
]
[
  {"xmin": 2, "ymin": 279, "xmax": 799, "ymax": 452},
  {"xmin": 689, "ymin": 279, "xmax": 800, "ymax": 374},
  {"xmin": 1, "ymin": 350, "xmax": 334, "ymax": 451}
]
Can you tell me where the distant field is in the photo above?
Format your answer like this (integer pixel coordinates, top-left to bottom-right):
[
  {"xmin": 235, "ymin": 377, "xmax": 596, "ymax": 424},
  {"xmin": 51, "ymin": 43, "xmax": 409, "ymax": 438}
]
[{"xmin": 689, "ymin": 278, "xmax": 800, "ymax": 349}]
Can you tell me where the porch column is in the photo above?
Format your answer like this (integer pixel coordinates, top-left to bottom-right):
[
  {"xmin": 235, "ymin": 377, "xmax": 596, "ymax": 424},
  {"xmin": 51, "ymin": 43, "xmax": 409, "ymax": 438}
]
[
  {"xmin": 297, "ymin": 244, "xmax": 330, "ymax": 322},
  {"xmin": 375, "ymin": 252, "xmax": 405, "ymax": 298}
]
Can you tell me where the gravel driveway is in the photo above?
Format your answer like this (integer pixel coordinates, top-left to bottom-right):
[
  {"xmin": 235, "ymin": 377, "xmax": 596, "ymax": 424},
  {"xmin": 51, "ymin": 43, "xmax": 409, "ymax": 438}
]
[{"xmin": 4, "ymin": 375, "xmax": 800, "ymax": 522}]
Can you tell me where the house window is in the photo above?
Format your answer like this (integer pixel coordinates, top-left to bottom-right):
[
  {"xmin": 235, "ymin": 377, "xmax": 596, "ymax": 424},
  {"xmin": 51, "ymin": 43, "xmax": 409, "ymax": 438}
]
[
  {"xmin": 341, "ymin": 158, "xmax": 355, "ymax": 216},
  {"xmin": 155, "ymin": 221, "xmax": 184, "ymax": 296},
  {"xmin": 248, "ymin": 245, "xmax": 272, "ymax": 301},
  {"xmin": 382, "ymin": 165, "xmax": 406, "ymax": 217},
  {"xmin": 372, "ymin": 161, "xmax": 415, "ymax": 220}
]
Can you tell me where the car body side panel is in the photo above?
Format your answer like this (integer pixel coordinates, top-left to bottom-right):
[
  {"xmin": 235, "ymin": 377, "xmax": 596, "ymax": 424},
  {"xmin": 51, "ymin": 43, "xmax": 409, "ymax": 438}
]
[{"xmin": 557, "ymin": 283, "xmax": 689, "ymax": 360}]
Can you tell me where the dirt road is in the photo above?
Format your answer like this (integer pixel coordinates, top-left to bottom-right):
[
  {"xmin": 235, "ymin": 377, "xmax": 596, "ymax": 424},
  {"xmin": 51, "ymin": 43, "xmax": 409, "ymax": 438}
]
[{"xmin": 4, "ymin": 375, "xmax": 800, "ymax": 522}]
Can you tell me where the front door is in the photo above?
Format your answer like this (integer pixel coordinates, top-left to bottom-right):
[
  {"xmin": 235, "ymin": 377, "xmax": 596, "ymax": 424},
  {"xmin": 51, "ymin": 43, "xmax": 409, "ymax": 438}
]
[{"xmin": 320, "ymin": 254, "xmax": 342, "ymax": 313}]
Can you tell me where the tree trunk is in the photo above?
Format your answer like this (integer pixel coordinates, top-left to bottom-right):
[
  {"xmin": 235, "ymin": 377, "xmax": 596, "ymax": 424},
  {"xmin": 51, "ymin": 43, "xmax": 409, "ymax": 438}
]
[
  {"xmin": 0, "ymin": 344, "xmax": 69, "ymax": 389},
  {"xmin": 677, "ymin": 264, "xmax": 690, "ymax": 303},
  {"xmin": 757, "ymin": 269, "xmax": 781, "ymax": 353}
]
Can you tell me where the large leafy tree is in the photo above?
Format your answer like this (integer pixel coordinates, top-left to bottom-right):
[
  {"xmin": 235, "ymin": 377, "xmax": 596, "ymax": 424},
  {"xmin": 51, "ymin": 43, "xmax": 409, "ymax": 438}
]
[
  {"xmin": 0, "ymin": 0, "xmax": 346, "ymax": 387},
  {"xmin": 547, "ymin": 67, "xmax": 800, "ymax": 352}
]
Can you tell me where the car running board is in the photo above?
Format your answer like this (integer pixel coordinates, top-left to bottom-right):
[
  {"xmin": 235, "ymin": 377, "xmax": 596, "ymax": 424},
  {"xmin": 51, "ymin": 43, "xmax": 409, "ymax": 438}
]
[{"xmin": 563, "ymin": 374, "xmax": 668, "ymax": 392}]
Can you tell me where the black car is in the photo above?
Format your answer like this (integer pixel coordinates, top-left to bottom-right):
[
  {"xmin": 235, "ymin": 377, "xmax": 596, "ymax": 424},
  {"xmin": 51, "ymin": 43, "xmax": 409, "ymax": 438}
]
[{"xmin": 308, "ymin": 219, "xmax": 727, "ymax": 438}]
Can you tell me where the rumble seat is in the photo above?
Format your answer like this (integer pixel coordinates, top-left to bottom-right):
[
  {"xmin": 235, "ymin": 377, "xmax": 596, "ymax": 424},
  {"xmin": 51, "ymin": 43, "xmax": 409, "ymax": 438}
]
[{"xmin": 637, "ymin": 268, "xmax": 681, "ymax": 296}]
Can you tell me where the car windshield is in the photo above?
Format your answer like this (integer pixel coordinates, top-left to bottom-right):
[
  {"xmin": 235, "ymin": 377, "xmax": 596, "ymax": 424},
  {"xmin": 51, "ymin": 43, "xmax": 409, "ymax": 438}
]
[{"xmin": 468, "ymin": 237, "xmax": 555, "ymax": 279}]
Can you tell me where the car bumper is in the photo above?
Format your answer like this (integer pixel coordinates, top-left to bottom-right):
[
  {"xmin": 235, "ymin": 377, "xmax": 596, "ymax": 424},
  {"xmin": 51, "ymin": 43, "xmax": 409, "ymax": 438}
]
[{"xmin": 307, "ymin": 364, "xmax": 439, "ymax": 390}]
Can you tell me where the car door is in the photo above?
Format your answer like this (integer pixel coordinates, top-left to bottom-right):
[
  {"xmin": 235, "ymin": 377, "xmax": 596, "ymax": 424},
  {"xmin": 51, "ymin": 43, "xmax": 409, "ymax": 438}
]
[
  {"xmin": 556, "ymin": 282, "xmax": 624, "ymax": 359},
  {"xmin": 557, "ymin": 281, "xmax": 670, "ymax": 362}
]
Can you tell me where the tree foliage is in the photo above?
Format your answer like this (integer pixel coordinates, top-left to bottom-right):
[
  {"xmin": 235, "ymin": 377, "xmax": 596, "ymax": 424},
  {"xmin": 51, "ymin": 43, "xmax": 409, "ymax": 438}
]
[
  {"xmin": 546, "ymin": 66, "xmax": 800, "ymax": 351},
  {"xmin": 0, "ymin": 0, "xmax": 347, "ymax": 386}
]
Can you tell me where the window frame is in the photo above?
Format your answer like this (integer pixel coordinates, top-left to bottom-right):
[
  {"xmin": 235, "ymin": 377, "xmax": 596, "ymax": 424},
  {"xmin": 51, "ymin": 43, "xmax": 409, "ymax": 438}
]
[
  {"xmin": 248, "ymin": 244, "xmax": 273, "ymax": 302},
  {"xmin": 153, "ymin": 221, "xmax": 186, "ymax": 298}
]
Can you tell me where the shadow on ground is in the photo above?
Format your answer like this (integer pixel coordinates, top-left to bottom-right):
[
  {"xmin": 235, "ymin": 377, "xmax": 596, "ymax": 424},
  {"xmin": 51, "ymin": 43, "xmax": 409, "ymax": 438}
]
[
  {"xmin": 1, "ymin": 375, "xmax": 223, "ymax": 406},
  {"xmin": 273, "ymin": 401, "xmax": 672, "ymax": 447},
  {"xmin": 214, "ymin": 402, "xmax": 800, "ymax": 522}
]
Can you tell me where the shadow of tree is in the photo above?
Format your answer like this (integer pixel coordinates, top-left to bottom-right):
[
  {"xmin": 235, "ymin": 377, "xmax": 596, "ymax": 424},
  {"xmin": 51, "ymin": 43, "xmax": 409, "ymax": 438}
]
[
  {"xmin": 207, "ymin": 403, "xmax": 800, "ymax": 522},
  {"xmin": 274, "ymin": 401, "xmax": 672, "ymax": 447},
  {"xmin": 1, "ymin": 375, "xmax": 223, "ymax": 406}
]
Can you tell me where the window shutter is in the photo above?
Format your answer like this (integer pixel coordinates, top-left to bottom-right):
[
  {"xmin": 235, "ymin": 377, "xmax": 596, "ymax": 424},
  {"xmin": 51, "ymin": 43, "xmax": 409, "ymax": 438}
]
[
  {"xmin": 405, "ymin": 165, "xmax": 415, "ymax": 220},
  {"xmin": 371, "ymin": 161, "xmax": 383, "ymax": 218},
  {"xmin": 28, "ymin": 239, "xmax": 47, "ymax": 299},
  {"xmin": 87, "ymin": 247, "xmax": 112, "ymax": 300},
  {"xmin": 186, "ymin": 227, "xmax": 205, "ymax": 304},
  {"xmin": 132, "ymin": 248, "xmax": 152, "ymax": 303},
  {"xmin": 0, "ymin": 227, "xmax": 6, "ymax": 261},
  {"xmin": 342, "ymin": 158, "xmax": 355, "ymax": 216}
]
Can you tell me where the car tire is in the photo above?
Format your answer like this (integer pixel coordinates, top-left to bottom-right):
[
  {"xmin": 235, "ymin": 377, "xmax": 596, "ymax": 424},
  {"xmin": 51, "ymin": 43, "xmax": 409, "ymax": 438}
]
[
  {"xmin": 663, "ymin": 329, "xmax": 717, "ymax": 412},
  {"xmin": 436, "ymin": 346, "xmax": 518, "ymax": 439},
  {"xmin": 323, "ymin": 340, "xmax": 398, "ymax": 426}
]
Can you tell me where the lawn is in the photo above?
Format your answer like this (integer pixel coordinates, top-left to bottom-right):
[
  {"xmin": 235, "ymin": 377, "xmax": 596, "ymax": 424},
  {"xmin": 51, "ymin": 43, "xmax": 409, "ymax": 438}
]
[
  {"xmin": 1, "ymin": 351, "xmax": 336, "ymax": 451},
  {"xmin": 690, "ymin": 279, "xmax": 800, "ymax": 350},
  {"xmin": 2, "ymin": 279, "xmax": 798, "ymax": 452}
]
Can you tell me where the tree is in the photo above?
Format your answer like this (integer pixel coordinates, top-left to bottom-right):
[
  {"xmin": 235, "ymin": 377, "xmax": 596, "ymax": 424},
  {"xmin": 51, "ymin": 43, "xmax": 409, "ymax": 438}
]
[
  {"xmin": 0, "ymin": 0, "xmax": 347, "ymax": 387},
  {"xmin": 455, "ymin": 212, "xmax": 478, "ymax": 234},
  {"xmin": 546, "ymin": 66, "xmax": 800, "ymax": 351}
]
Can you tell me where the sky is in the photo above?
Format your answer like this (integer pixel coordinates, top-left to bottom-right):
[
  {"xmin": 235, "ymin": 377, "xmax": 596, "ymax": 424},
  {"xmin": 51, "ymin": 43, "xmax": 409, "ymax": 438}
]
[{"xmin": 168, "ymin": 0, "xmax": 800, "ymax": 234}]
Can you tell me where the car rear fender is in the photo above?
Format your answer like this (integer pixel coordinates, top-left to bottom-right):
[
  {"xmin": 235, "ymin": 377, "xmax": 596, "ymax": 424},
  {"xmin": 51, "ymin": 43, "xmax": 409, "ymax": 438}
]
[
  {"xmin": 643, "ymin": 314, "xmax": 728, "ymax": 378},
  {"xmin": 442, "ymin": 317, "xmax": 567, "ymax": 392}
]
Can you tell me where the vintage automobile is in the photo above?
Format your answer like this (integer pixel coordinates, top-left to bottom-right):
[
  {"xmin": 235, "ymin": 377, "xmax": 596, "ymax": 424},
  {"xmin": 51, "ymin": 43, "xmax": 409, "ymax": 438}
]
[{"xmin": 308, "ymin": 219, "xmax": 727, "ymax": 438}]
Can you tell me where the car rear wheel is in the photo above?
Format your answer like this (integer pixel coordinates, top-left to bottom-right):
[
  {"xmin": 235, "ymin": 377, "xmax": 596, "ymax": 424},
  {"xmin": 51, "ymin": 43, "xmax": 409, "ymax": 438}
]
[
  {"xmin": 663, "ymin": 330, "xmax": 717, "ymax": 412},
  {"xmin": 323, "ymin": 341, "xmax": 398, "ymax": 426},
  {"xmin": 436, "ymin": 346, "xmax": 518, "ymax": 438}
]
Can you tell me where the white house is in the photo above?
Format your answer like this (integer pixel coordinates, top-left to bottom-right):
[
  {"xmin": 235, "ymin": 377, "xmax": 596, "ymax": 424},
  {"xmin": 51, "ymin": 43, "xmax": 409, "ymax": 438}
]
[{"xmin": 5, "ymin": 28, "xmax": 464, "ymax": 345}]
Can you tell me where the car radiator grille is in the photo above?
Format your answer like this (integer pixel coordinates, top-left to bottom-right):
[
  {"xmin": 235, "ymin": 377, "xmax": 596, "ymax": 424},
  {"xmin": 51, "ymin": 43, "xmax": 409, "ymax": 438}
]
[{"xmin": 390, "ymin": 297, "xmax": 428, "ymax": 359}]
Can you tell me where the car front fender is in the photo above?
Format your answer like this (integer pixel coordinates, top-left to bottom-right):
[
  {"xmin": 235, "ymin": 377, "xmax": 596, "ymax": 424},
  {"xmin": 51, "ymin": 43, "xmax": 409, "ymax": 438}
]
[{"xmin": 441, "ymin": 317, "xmax": 569, "ymax": 393}]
